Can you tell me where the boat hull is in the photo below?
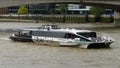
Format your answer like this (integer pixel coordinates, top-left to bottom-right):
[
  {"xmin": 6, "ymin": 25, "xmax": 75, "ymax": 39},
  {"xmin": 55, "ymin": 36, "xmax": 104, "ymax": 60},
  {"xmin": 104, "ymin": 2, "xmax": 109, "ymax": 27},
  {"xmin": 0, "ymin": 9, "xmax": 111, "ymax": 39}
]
[
  {"xmin": 9, "ymin": 36, "xmax": 33, "ymax": 42},
  {"xmin": 60, "ymin": 42, "xmax": 113, "ymax": 48},
  {"xmin": 87, "ymin": 42, "xmax": 112, "ymax": 48},
  {"xmin": 32, "ymin": 37, "xmax": 113, "ymax": 48}
]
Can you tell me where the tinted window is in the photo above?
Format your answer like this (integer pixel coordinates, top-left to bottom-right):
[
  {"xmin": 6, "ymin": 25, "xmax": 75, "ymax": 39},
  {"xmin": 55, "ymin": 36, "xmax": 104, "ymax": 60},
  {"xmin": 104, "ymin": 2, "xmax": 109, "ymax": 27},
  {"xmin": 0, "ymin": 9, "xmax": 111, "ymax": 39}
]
[
  {"xmin": 65, "ymin": 33, "xmax": 80, "ymax": 39},
  {"xmin": 64, "ymin": 33, "xmax": 91, "ymax": 41},
  {"xmin": 77, "ymin": 32, "xmax": 96, "ymax": 38},
  {"xmin": 32, "ymin": 31, "xmax": 65, "ymax": 38}
]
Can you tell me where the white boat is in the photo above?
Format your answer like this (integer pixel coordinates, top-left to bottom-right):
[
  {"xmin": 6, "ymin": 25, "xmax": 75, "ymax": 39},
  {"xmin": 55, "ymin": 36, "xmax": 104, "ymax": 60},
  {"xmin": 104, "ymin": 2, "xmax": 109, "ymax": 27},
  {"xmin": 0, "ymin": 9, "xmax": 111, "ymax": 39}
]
[{"xmin": 10, "ymin": 24, "xmax": 114, "ymax": 48}]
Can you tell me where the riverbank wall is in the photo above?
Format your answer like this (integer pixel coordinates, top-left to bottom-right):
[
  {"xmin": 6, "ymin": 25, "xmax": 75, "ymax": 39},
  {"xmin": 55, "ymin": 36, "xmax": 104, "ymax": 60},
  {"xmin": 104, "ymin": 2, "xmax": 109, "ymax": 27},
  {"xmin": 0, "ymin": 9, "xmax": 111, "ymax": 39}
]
[{"xmin": 0, "ymin": 14, "xmax": 114, "ymax": 23}]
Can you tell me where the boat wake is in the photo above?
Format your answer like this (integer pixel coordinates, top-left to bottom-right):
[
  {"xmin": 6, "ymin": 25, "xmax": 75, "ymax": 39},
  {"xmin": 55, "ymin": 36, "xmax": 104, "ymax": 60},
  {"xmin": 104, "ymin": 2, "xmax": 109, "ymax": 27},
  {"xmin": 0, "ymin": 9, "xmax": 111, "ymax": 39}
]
[{"xmin": 0, "ymin": 37, "xmax": 10, "ymax": 40}]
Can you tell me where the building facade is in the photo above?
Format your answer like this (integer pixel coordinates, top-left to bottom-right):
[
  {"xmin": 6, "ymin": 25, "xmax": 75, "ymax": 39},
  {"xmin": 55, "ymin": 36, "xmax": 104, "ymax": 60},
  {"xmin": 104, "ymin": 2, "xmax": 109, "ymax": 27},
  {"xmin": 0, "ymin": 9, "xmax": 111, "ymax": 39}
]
[
  {"xmin": 7, "ymin": 3, "xmax": 89, "ymax": 14},
  {"xmin": 7, "ymin": 3, "xmax": 54, "ymax": 14},
  {"xmin": 0, "ymin": 8, "xmax": 8, "ymax": 14},
  {"xmin": 1, "ymin": 3, "xmax": 114, "ymax": 15}
]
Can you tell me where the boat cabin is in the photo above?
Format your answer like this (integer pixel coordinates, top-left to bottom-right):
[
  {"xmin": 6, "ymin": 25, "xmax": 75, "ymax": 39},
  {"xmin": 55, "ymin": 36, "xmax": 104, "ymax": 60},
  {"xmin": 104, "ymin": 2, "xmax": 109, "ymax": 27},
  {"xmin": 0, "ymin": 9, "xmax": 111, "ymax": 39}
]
[{"xmin": 32, "ymin": 31, "xmax": 91, "ymax": 42}]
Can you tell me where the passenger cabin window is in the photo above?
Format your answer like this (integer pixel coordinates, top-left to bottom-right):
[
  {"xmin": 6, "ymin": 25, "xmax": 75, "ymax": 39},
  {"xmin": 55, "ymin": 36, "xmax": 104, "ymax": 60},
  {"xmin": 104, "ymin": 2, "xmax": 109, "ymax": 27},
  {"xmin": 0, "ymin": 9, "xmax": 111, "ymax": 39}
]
[
  {"xmin": 22, "ymin": 31, "xmax": 31, "ymax": 35},
  {"xmin": 65, "ymin": 33, "xmax": 79, "ymax": 39},
  {"xmin": 65, "ymin": 33, "xmax": 91, "ymax": 42},
  {"xmin": 32, "ymin": 31, "xmax": 65, "ymax": 38},
  {"xmin": 77, "ymin": 32, "xmax": 96, "ymax": 38}
]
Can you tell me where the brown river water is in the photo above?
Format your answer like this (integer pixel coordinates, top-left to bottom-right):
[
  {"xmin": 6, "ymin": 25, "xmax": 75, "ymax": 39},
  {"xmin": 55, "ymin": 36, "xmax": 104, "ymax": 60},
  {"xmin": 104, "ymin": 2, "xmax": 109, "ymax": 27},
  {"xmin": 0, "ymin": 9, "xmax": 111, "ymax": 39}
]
[{"xmin": 0, "ymin": 22, "xmax": 120, "ymax": 68}]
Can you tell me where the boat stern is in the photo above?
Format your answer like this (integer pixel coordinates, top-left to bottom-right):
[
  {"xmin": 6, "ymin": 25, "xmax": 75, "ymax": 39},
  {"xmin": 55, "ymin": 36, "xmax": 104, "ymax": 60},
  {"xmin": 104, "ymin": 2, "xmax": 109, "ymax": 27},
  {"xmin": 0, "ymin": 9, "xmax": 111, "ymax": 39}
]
[{"xmin": 86, "ymin": 33, "xmax": 115, "ymax": 49}]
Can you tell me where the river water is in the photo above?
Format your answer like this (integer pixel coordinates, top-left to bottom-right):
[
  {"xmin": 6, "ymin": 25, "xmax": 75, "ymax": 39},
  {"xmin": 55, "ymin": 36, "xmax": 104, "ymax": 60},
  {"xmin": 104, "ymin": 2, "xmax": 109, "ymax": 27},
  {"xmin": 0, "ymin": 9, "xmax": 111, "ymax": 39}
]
[{"xmin": 0, "ymin": 22, "xmax": 120, "ymax": 68}]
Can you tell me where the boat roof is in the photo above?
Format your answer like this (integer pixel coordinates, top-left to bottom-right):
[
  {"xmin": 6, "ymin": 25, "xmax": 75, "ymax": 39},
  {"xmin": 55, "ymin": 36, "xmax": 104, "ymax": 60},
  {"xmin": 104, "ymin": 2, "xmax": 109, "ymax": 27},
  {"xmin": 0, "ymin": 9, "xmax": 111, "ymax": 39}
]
[
  {"xmin": 21, "ymin": 28, "xmax": 93, "ymax": 34},
  {"xmin": 19, "ymin": 24, "xmax": 94, "ymax": 34},
  {"xmin": 50, "ymin": 28, "xmax": 93, "ymax": 33},
  {"xmin": 38, "ymin": 24, "xmax": 61, "ymax": 29}
]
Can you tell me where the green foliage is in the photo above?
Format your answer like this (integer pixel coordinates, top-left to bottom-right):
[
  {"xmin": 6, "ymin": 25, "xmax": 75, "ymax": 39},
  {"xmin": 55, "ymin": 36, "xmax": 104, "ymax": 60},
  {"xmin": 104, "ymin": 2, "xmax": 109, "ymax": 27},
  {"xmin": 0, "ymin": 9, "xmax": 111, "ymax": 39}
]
[
  {"xmin": 58, "ymin": 4, "xmax": 68, "ymax": 14},
  {"xmin": 57, "ymin": 4, "xmax": 68, "ymax": 23},
  {"xmin": 90, "ymin": 7, "xmax": 105, "ymax": 16},
  {"xmin": 89, "ymin": 7, "xmax": 106, "ymax": 22},
  {"xmin": 49, "ymin": 8, "xmax": 55, "ymax": 14},
  {"xmin": 18, "ymin": 5, "xmax": 28, "ymax": 14}
]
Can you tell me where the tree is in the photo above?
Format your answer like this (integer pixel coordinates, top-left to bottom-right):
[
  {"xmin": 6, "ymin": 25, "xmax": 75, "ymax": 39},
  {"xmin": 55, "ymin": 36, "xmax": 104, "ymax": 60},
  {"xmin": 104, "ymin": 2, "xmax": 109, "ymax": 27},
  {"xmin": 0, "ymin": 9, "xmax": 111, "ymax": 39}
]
[
  {"xmin": 49, "ymin": 7, "xmax": 56, "ymax": 14},
  {"xmin": 49, "ymin": 8, "xmax": 56, "ymax": 23},
  {"xmin": 58, "ymin": 4, "xmax": 68, "ymax": 14},
  {"xmin": 18, "ymin": 5, "xmax": 28, "ymax": 14},
  {"xmin": 58, "ymin": 4, "xmax": 68, "ymax": 23},
  {"xmin": 90, "ymin": 7, "xmax": 105, "ymax": 22}
]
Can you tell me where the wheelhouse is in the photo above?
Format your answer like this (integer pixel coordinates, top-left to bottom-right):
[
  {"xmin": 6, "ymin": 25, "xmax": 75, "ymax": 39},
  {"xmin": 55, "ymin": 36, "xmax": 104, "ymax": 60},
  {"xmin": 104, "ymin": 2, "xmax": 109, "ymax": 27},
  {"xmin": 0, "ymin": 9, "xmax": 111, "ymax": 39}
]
[{"xmin": 38, "ymin": 24, "xmax": 61, "ymax": 29}]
